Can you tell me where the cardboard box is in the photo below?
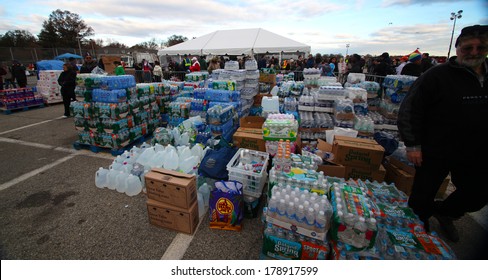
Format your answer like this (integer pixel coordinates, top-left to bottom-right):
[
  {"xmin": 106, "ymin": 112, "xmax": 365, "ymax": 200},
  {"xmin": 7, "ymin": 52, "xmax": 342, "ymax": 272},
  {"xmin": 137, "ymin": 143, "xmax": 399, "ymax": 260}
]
[
  {"xmin": 253, "ymin": 93, "xmax": 272, "ymax": 106},
  {"xmin": 233, "ymin": 128, "xmax": 266, "ymax": 152},
  {"xmin": 316, "ymin": 139, "xmax": 346, "ymax": 178},
  {"xmin": 259, "ymin": 73, "xmax": 276, "ymax": 84},
  {"xmin": 101, "ymin": 55, "xmax": 122, "ymax": 75},
  {"xmin": 145, "ymin": 168, "xmax": 197, "ymax": 209},
  {"xmin": 344, "ymin": 164, "xmax": 386, "ymax": 182},
  {"xmin": 332, "ymin": 135, "xmax": 384, "ymax": 169},
  {"xmin": 384, "ymin": 157, "xmax": 449, "ymax": 198},
  {"xmin": 384, "ymin": 161, "xmax": 414, "ymax": 195},
  {"xmin": 146, "ymin": 199, "xmax": 199, "ymax": 234},
  {"xmin": 317, "ymin": 162, "xmax": 346, "ymax": 179},
  {"xmin": 240, "ymin": 116, "xmax": 265, "ymax": 129}
]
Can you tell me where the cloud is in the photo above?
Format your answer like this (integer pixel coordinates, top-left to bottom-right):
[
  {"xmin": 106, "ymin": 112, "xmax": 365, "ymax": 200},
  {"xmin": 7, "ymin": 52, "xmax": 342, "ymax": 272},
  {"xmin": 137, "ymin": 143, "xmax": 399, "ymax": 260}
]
[{"xmin": 381, "ymin": 0, "xmax": 475, "ymax": 7}]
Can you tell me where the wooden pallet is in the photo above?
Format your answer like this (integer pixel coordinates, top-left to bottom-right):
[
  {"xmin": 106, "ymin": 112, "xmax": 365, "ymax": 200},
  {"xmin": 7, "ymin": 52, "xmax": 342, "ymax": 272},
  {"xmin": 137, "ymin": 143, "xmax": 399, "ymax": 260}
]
[
  {"xmin": 0, "ymin": 103, "xmax": 45, "ymax": 115},
  {"xmin": 72, "ymin": 133, "xmax": 152, "ymax": 156}
]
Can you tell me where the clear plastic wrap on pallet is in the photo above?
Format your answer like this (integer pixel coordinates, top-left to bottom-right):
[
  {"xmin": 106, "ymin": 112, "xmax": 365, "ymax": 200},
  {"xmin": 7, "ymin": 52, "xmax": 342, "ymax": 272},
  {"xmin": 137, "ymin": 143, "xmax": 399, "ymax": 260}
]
[
  {"xmin": 329, "ymin": 181, "xmax": 378, "ymax": 250},
  {"xmin": 357, "ymin": 179, "xmax": 409, "ymax": 206},
  {"xmin": 382, "ymin": 75, "xmax": 417, "ymax": 90},
  {"xmin": 265, "ymin": 182, "xmax": 333, "ymax": 241}
]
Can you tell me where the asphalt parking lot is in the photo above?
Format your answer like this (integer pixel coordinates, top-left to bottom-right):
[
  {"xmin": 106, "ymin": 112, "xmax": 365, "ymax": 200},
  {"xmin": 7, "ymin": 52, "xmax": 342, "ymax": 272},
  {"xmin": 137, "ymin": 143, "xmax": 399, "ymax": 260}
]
[{"xmin": 0, "ymin": 102, "xmax": 487, "ymax": 261}]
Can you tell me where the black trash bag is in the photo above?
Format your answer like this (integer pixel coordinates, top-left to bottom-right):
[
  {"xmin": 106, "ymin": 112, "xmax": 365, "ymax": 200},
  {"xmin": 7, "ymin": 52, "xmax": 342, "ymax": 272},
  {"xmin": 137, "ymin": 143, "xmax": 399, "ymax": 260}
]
[{"xmin": 374, "ymin": 131, "xmax": 399, "ymax": 156}]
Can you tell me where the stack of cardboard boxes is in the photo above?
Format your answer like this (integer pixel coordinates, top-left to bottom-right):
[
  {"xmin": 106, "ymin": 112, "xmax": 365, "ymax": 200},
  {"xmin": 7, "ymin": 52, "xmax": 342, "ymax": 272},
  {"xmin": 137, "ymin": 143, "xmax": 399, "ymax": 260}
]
[
  {"xmin": 144, "ymin": 168, "xmax": 199, "ymax": 234},
  {"xmin": 317, "ymin": 135, "xmax": 386, "ymax": 182},
  {"xmin": 233, "ymin": 116, "xmax": 267, "ymax": 152}
]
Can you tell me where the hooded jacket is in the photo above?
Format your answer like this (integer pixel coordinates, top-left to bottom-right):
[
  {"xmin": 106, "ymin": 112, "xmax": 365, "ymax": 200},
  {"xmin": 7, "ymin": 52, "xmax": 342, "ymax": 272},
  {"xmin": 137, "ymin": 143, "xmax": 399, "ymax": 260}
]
[{"xmin": 397, "ymin": 57, "xmax": 488, "ymax": 161}]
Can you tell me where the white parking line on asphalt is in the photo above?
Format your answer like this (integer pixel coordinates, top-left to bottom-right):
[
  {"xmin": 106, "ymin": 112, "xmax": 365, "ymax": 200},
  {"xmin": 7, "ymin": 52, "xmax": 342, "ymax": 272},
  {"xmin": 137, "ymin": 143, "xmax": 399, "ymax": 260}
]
[
  {"xmin": 161, "ymin": 233, "xmax": 195, "ymax": 260},
  {"xmin": 0, "ymin": 118, "xmax": 62, "ymax": 136},
  {"xmin": 0, "ymin": 154, "xmax": 75, "ymax": 192},
  {"xmin": 0, "ymin": 137, "xmax": 115, "ymax": 160},
  {"xmin": 161, "ymin": 213, "xmax": 207, "ymax": 260}
]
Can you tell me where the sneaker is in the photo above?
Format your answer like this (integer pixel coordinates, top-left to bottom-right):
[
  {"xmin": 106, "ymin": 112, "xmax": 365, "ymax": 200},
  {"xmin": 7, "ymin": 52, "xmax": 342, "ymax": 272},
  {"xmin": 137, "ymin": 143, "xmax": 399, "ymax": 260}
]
[
  {"xmin": 434, "ymin": 214, "xmax": 459, "ymax": 242},
  {"xmin": 61, "ymin": 115, "xmax": 68, "ymax": 119}
]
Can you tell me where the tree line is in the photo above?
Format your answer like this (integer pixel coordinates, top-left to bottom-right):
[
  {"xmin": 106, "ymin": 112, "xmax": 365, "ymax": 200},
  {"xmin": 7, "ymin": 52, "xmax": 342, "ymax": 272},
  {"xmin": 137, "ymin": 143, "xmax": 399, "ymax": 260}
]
[{"xmin": 0, "ymin": 9, "xmax": 187, "ymax": 51}]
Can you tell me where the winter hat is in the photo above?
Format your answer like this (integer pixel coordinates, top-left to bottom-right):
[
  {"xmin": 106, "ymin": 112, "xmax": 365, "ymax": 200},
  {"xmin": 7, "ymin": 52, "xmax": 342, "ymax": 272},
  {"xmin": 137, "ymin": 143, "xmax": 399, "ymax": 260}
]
[
  {"xmin": 408, "ymin": 51, "xmax": 422, "ymax": 62},
  {"xmin": 455, "ymin": 24, "xmax": 488, "ymax": 47},
  {"xmin": 192, "ymin": 57, "xmax": 198, "ymax": 62}
]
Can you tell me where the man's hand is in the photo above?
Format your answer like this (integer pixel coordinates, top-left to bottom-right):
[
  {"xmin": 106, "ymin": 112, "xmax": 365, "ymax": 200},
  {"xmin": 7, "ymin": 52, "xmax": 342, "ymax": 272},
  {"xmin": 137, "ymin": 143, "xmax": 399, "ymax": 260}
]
[{"xmin": 406, "ymin": 150, "xmax": 422, "ymax": 166}]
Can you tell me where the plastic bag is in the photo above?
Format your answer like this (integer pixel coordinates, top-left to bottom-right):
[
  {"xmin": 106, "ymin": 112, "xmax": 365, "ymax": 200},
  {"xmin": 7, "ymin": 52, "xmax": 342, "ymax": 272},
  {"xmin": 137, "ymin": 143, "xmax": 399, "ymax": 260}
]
[
  {"xmin": 91, "ymin": 66, "xmax": 107, "ymax": 75},
  {"xmin": 209, "ymin": 180, "xmax": 244, "ymax": 231}
]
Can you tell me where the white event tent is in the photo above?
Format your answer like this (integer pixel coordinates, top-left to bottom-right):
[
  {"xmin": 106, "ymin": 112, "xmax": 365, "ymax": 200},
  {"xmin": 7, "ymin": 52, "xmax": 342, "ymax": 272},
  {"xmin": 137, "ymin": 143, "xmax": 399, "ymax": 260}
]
[{"xmin": 157, "ymin": 28, "xmax": 311, "ymax": 57}]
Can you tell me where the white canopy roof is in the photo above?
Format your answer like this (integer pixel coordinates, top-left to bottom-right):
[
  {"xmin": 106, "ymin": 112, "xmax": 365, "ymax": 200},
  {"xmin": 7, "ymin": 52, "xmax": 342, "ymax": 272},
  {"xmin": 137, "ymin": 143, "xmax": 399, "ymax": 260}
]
[{"xmin": 157, "ymin": 28, "xmax": 311, "ymax": 56}]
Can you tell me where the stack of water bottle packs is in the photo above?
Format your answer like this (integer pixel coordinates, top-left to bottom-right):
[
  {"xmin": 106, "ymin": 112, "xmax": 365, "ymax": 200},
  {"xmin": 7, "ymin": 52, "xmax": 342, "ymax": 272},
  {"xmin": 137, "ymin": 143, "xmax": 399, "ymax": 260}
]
[
  {"xmin": 36, "ymin": 70, "xmax": 63, "ymax": 104},
  {"xmin": 380, "ymin": 75, "xmax": 418, "ymax": 123},
  {"xmin": 71, "ymin": 74, "xmax": 161, "ymax": 149},
  {"xmin": 327, "ymin": 179, "xmax": 456, "ymax": 260},
  {"xmin": 261, "ymin": 145, "xmax": 333, "ymax": 260},
  {"xmin": 0, "ymin": 87, "xmax": 44, "ymax": 110}
]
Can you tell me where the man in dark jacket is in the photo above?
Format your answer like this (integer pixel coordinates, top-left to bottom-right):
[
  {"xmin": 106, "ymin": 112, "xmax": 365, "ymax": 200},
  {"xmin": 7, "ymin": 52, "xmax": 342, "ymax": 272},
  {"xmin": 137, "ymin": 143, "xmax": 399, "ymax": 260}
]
[
  {"xmin": 79, "ymin": 54, "xmax": 98, "ymax": 73},
  {"xmin": 11, "ymin": 60, "xmax": 27, "ymax": 88},
  {"xmin": 58, "ymin": 63, "xmax": 77, "ymax": 118},
  {"xmin": 397, "ymin": 25, "xmax": 488, "ymax": 242},
  {"xmin": 401, "ymin": 51, "xmax": 422, "ymax": 77}
]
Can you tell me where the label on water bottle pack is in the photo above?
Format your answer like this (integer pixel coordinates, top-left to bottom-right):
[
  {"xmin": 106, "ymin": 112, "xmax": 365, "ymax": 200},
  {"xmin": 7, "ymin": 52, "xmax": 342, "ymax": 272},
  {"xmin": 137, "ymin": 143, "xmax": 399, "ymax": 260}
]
[{"xmin": 262, "ymin": 233, "xmax": 302, "ymax": 260}]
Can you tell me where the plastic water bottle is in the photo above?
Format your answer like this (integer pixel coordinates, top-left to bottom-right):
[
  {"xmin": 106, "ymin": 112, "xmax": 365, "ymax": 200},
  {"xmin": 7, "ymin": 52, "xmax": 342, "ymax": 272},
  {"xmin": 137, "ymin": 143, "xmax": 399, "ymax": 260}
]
[
  {"xmin": 305, "ymin": 207, "xmax": 316, "ymax": 230},
  {"xmin": 315, "ymin": 210, "xmax": 327, "ymax": 232},
  {"xmin": 125, "ymin": 174, "xmax": 142, "ymax": 196},
  {"xmin": 277, "ymin": 198, "xmax": 287, "ymax": 218},
  {"xmin": 267, "ymin": 196, "xmax": 278, "ymax": 218},
  {"xmin": 95, "ymin": 167, "xmax": 109, "ymax": 189},
  {"xmin": 295, "ymin": 205, "xmax": 306, "ymax": 224},
  {"xmin": 264, "ymin": 222, "xmax": 275, "ymax": 236}
]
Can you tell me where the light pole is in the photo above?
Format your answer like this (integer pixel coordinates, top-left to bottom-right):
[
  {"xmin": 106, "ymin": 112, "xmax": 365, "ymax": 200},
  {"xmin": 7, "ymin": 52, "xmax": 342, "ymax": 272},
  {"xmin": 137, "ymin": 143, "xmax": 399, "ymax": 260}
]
[
  {"xmin": 447, "ymin": 10, "xmax": 462, "ymax": 59},
  {"xmin": 345, "ymin": 43, "xmax": 350, "ymax": 57},
  {"xmin": 77, "ymin": 36, "xmax": 83, "ymax": 62}
]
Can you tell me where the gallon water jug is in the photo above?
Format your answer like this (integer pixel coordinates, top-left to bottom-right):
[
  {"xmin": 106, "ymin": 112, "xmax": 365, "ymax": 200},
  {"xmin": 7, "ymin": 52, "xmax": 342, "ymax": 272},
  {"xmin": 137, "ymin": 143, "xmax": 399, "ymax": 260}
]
[
  {"xmin": 179, "ymin": 155, "xmax": 198, "ymax": 174},
  {"xmin": 122, "ymin": 163, "xmax": 133, "ymax": 174},
  {"xmin": 136, "ymin": 146, "xmax": 156, "ymax": 167},
  {"xmin": 197, "ymin": 191, "xmax": 205, "ymax": 218},
  {"xmin": 106, "ymin": 168, "xmax": 119, "ymax": 190},
  {"xmin": 109, "ymin": 161, "xmax": 123, "ymax": 171},
  {"xmin": 95, "ymin": 167, "xmax": 109, "ymax": 189},
  {"xmin": 125, "ymin": 174, "xmax": 143, "ymax": 196},
  {"xmin": 148, "ymin": 150, "xmax": 166, "ymax": 168},
  {"xmin": 164, "ymin": 148, "xmax": 179, "ymax": 170},
  {"xmin": 115, "ymin": 171, "xmax": 129, "ymax": 193},
  {"xmin": 199, "ymin": 183, "xmax": 211, "ymax": 209},
  {"xmin": 191, "ymin": 143, "xmax": 204, "ymax": 161},
  {"xmin": 178, "ymin": 146, "xmax": 192, "ymax": 164},
  {"xmin": 154, "ymin": 143, "xmax": 165, "ymax": 152},
  {"xmin": 179, "ymin": 132, "xmax": 190, "ymax": 146}
]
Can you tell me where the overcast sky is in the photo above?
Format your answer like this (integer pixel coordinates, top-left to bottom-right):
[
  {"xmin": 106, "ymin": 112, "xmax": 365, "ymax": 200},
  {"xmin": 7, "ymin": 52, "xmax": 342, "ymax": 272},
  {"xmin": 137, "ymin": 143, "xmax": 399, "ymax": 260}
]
[{"xmin": 1, "ymin": 0, "xmax": 487, "ymax": 56}]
